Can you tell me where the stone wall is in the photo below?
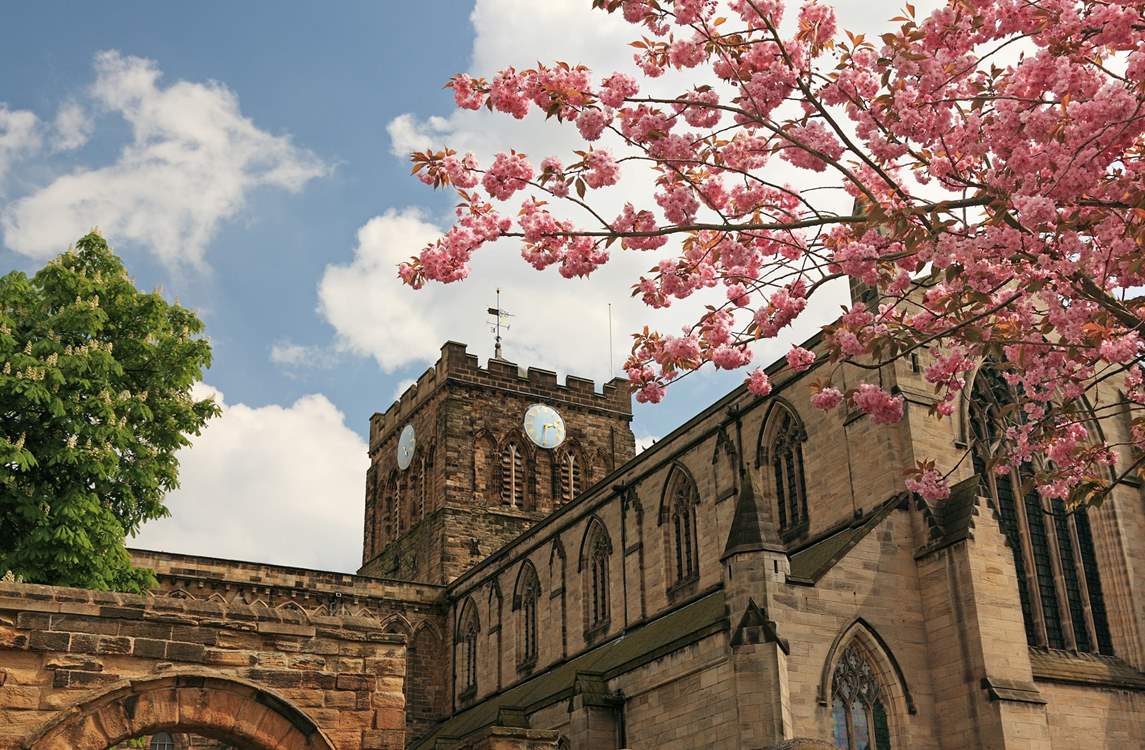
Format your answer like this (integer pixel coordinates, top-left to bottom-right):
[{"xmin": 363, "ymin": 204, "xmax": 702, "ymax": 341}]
[{"xmin": 0, "ymin": 582, "xmax": 406, "ymax": 750}]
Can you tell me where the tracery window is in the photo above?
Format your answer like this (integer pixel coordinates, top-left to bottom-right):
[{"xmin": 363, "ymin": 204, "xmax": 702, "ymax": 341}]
[
  {"xmin": 501, "ymin": 441, "xmax": 526, "ymax": 507},
  {"xmin": 457, "ymin": 600, "xmax": 480, "ymax": 697},
  {"xmin": 766, "ymin": 405, "xmax": 809, "ymax": 535},
  {"xmin": 970, "ymin": 366, "xmax": 1114, "ymax": 653},
  {"xmin": 664, "ymin": 467, "xmax": 699, "ymax": 585},
  {"xmin": 559, "ymin": 450, "xmax": 582, "ymax": 503},
  {"xmin": 831, "ymin": 645, "xmax": 892, "ymax": 750}
]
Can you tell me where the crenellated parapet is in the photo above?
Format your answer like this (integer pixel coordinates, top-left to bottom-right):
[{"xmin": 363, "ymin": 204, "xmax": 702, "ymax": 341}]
[{"xmin": 369, "ymin": 341, "xmax": 630, "ymax": 455}]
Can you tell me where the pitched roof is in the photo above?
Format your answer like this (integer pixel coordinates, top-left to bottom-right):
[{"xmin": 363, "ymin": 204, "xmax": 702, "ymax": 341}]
[
  {"xmin": 721, "ymin": 473, "xmax": 782, "ymax": 559},
  {"xmin": 413, "ymin": 589, "xmax": 727, "ymax": 748},
  {"xmin": 915, "ymin": 475, "xmax": 980, "ymax": 556},
  {"xmin": 787, "ymin": 493, "xmax": 907, "ymax": 584}
]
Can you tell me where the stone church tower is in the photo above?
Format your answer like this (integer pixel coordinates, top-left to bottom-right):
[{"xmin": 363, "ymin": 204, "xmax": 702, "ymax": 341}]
[{"xmin": 358, "ymin": 341, "xmax": 636, "ymax": 584}]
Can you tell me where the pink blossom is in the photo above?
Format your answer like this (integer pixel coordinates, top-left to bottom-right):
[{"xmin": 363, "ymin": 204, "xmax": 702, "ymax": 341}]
[
  {"xmin": 576, "ymin": 108, "xmax": 612, "ymax": 141},
  {"xmin": 449, "ymin": 74, "xmax": 485, "ymax": 110},
  {"xmin": 810, "ymin": 386, "xmax": 843, "ymax": 411},
  {"xmin": 780, "ymin": 121, "xmax": 844, "ymax": 172},
  {"xmin": 1099, "ymin": 333, "xmax": 1141, "ymax": 364},
  {"xmin": 599, "ymin": 73, "xmax": 639, "ymax": 108},
  {"xmin": 669, "ymin": 39, "xmax": 706, "ymax": 69},
  {"xmin": 584, "ymin": 149, "xmax": 621, "ymax": 189},
  {"xmin": 905, "ymin": 468, "xmax": 950, "ymax": 502},
  {"xmin": 489, "ymin": 69, "xmax": 529, "ymax": 119},
  {"xmin": 797, "ymin": 1, "xmax": 837, "ymax": 52},
  {"xmin": 712, "ymin": 344, "xmax": 752, "ymax": 369},
  {"xmin": 482, "ymin": 152, "xmax": 534, "ymax": 201},
  {"xmin": 785, "ymin": 346, "xmax": 816, "ymax": 372},
  {"xmin": 851, "ymin": 384, "xmax": 904, "ymax": 425},
  {"xmin": 746, "ymin": 368, "xmax": 773, "ymax": 396}
]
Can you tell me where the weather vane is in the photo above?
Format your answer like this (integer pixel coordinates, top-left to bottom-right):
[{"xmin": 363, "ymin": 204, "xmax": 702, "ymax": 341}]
[{"xmin": 487, "ymin": 288, "xmax": 513, "ymax": 360}]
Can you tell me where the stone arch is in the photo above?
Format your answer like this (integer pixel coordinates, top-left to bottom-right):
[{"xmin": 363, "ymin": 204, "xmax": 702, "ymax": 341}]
[
  {"xmin": 408, "ymin": 622, "xmax": 446, "ymax": 735},
  {"xmin": 576, "ymin": 515, "xmax": 613, "ymax": 573},
  {"xmin": 756, "ymin": 397, "xmax": 810, "ymax": 537},
  {"xmin": 755, "ymin": 397, "xmax": 807, "ymax": 467},
  {"xmin": 473, "ymin": 428, "xmax": 498, "ymax": 506},
  {"xmin": 380, "ymin": 613, "xmax": 414, "ymax": 638},
  {"xmin": 276, "ymin": 600, "xmax": 309, "ymax": 619},
  {"xmin": 816, "ymin": 618, "xmax": 917, "ymax": 718},
  {"xmin": 657, "ymin": 461, "xmax": 700, "ymax": 524},
  {"xmin": 166, "ymin": 589, "xmax": 195, "ymax": 600},
  {"xmin": 554, "ymin": 438, "xmax": 590, "ymax": 505},
  {"xmin": 205, "ymin": 592, "xmax": 227, "ymax": 605},
  {"xmin": 511, "ymin": 559, "xmax": 542, "ymax": 610},
  {"xmin": 23, "ymin": 672, "xmax": 335, "ymax": 750},
  {"xmin": 496, "ymin": 429, "xmax": 535, "ymax": 510}
]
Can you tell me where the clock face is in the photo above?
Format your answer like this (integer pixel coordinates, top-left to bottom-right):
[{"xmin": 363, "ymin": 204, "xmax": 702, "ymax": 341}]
[
  {"xmin": 524, "ymin": 403, "xmax": 565, "ymax": 449},
  {"xmin": 397, "ymin": 424, "xmax": 416, "ymax": 470}
]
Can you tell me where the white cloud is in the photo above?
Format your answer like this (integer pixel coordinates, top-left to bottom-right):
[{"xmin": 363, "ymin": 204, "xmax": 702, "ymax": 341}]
[
  {"xmin": 269, "ymin": 341, "xmax": 339, "ymax": 370},
  {"xmin": 0, "ymin": 104, "xmax": 41, "ymax": 187},
  {"xmin": 132, "ymin": 383, "xmax": 368, "ymax": 572},
  {"xmin": 320, "ymin": 0, "xmax": 886, "ymax": 383},
  {"xmin": 2, "ymin": 50, "xmax": 329, "ymax": 267},
  {"xmin": 393, "ymin": 378, "xmax": 418, "ymax": 401},
  {"xmin": 51, "ymin": 101, "xmax": 92, "ymax": 152}
]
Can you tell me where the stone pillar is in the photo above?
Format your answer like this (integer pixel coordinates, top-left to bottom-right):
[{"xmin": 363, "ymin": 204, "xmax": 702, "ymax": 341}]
[
  {"xmin": 916, "ymin": 492, "xmax": 1052, "ymax": 749},
  {"xmin": 721, "ymin": 472, "xmax": 794, "ymax": 747}
]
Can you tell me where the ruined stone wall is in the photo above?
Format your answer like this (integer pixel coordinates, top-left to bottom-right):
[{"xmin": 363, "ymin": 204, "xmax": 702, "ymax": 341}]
[{"xmin": 0, "ymin": 581, "xmax": 406, "ymax": 750}]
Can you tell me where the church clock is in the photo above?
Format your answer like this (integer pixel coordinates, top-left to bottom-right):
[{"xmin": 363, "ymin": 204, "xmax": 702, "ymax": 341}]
[
  {"xmin": 524, "ymin": 404, "xmax": 565, "ymax": 449},
  {"xmin": 397, "ymin": 424, "xmax": 416, "ymax": 470}
]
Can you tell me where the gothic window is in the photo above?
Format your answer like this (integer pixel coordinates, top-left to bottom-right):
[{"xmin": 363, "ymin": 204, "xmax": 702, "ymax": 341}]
[
  {"xmin": 581, "ymin": 520, "xmax": 612, "ymax": 636},
  {"xmin": 831, "ymin": 645, "xmax": 892, "ymax": 750},
  {"xmin": 970, "ymin": 365, "xmax": 1114, "ymax": 654},
  {"xmin": 662, "ymin": 466, "xmax": 699, "ymax": 586},
  {"xmin": 501, "ymin": 441, "xmax": 526, "ymax": 507},
  {"xmin": 457, "ymin": 599, "xmax": 480, "ymax": 698},
  {"xmin": 417, "ymin": 450, "xmax": 431, "ymax": 521},
  {"xmin": 514, "ymin": 561, "xmax": 541, "ymax": 670},
  {"xmin": 559, "ymin": 450, "xmax": 583, "ymax": 504},
  {"xmin": 763, "ymin": 403, "xmax": 809, "ymax": 536}
]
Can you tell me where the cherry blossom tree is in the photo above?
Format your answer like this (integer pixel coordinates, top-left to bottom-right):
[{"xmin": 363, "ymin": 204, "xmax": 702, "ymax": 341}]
[{"xmin": 400, "ymin": 0, "xmax": 1145, "ymax": 506}]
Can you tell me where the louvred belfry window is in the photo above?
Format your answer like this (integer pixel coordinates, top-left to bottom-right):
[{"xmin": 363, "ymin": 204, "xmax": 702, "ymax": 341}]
[
  {"xmin": 501, "ymin": 442, "xmax": 525, "ymax": 507},
  {"xmin": 970, "ymin": 365, "xmax": 1113, "ymax": 654},
  {"xmin": 559, "ymin": 451, "xmax": 582, "ymax": 503}
]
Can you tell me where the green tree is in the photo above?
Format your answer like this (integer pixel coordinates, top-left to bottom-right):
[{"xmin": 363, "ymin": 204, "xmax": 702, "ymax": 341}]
[{"xmin": 0, "ymin": 232, "xmax": 218, "ymax": 592}]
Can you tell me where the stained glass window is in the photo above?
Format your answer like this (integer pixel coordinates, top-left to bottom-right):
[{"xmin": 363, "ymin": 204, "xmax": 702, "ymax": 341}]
[{"xmin": 831, "ymin": 645, "xmax": 892, "ymax": 750}]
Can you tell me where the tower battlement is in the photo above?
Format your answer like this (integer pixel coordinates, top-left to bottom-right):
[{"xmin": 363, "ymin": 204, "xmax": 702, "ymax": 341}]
[{"xmin": 370, "ymin": 341, "xmax": 630, "ymax": 453}]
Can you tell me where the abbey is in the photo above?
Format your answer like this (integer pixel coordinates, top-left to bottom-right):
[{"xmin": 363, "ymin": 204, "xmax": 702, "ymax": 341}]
[{"xmin": 2, "ymin": 332, "xmax": 1144, "ymax": 750}]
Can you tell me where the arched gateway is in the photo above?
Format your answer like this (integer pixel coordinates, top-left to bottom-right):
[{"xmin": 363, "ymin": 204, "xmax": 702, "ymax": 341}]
[{"xmin": 24, "ymin": 674, "xmax": 334, "ymax": 750}]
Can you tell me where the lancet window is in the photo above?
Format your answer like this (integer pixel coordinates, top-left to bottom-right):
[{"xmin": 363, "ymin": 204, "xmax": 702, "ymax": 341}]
[
  {"xmin": 457, "ymin": 600, "xmax": 480, "ymax": 697},
  {"xmin": 766, "ymin": 405, "xmax": 808, "ymax": 535},
  {"xmin": 969, "ymin": 365, "xmax": 1114, "ymax": 653},
  {"xmin": 664, "ymin": 467, "xmax": 699, "ymax": 584},
  {"xmin": 559, "ymin": 450, "xmax": 582, "ymax": 504}
]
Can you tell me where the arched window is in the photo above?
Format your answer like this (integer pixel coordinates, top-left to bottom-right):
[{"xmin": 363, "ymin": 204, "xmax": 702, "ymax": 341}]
[
  {"xmin": 662, "ymin": 466, "xmax": 699, "ymax": 586},
  {"xmin": 558, "ymin": 450, "xmax": 582, "ymax": 503},
  {"xmin": 762, "ymin": 403, "xmax": 809, "ymax": 536},
  {"xmin": 417, "ymin": 450, "xmax": 431, "ymax": 521},
  {"xmin": 969, "ymin": 365, "xmax": 1113, "ymax": 654},
  {"xmin": 580, "ymin": 519, "xmax": 612, "ymax": 636},
  {"xmin": 501, "ymin": 441, "xmax": 526, "ymax": 507},
  {"xmin": 457, "ymin": 599, "xmax": 480, "ymax": 698},
  {"xmin": 513, "ymin": 561, "xmax": 541, "ymax": 670},
  {"xmin": 831, "ymin": 644, "xmax": 892, "ymax": 750}
]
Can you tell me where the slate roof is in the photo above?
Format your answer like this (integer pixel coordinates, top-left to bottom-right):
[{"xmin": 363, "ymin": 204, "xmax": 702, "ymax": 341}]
[
  {"xmin": 412, "ymin": 589, "xmax": 728, "ymax": 748},
  {"xmin": 786, "ymin": 493, "xmax": 907, "ymax": 584},
  {"xmin": 1029, "ymin": 648, "xmax": 1145, "ymax": 691}
]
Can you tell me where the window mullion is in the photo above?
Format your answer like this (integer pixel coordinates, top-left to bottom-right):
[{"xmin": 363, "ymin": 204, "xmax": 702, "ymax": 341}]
[
  {"xmin": 1043, "ymin": 497, "xmax": 1077, "ymax": 650},
  {"xmin": 1067, "ymin": 513, "xmax": 1100, "ymax": 651},
  {"xmin": 1011, "ymin": 469, "xmax": 1049, "ymax": 647}
]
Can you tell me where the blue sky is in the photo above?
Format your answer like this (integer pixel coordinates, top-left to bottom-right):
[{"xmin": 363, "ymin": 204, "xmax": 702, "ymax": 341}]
[{"xmin": 0, "ymin": 1, "xmax": 873, "ymax": 571}]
